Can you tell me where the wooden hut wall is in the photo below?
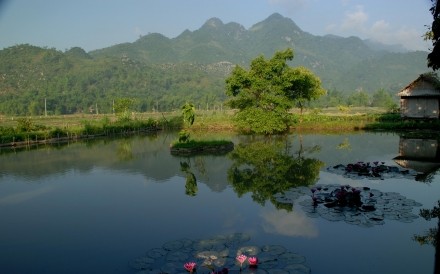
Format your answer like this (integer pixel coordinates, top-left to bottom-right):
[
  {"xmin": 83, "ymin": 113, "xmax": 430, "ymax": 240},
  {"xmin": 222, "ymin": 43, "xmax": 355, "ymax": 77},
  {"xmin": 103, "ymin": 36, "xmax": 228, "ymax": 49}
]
[{"xmin": 400, "ymin": 97, "xmax": 440, "ymax": 118}]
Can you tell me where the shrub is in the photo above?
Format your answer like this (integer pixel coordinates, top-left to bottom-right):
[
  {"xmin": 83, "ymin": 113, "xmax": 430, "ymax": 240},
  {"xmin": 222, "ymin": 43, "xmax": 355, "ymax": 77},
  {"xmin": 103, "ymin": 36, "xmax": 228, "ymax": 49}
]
[{"xmin": 16, "ymin": 117, "xmax": 34, "ymax": 132}]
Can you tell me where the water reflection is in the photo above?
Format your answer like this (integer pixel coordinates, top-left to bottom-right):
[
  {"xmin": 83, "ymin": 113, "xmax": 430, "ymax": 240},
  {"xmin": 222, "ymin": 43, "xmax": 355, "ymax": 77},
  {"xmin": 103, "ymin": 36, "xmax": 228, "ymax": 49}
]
[
  {"xmin": 260, "ymin": 207, "xmax": 318, "ymax": 237},
  {"xmin": 413, "ymin": 201, "xmax": 440, "ymax": 274},
  {"xmin": 117, "ymin": 139, "xmax": 134, "ymax": 161},
  {"xmin": 129, "ymin": 233, "xmax": 311, "ymax": 273},
  {"xmin": 0, "ymin": 132, "xmax": 438, "ymax": 274},
  {"xmin": 394, "ymin": 136, "xmax": 440, "ymax": 182},
  {"xmin": 227, "ymin": 136, "xmax": 324, "ymax": 211},
  {"xmin": 180, "ymin": 161, "xmax": 198, "ymax": 196},
  {"xmin": 0, "ymin": 186, "xmax": 54, "ymax": 205}
]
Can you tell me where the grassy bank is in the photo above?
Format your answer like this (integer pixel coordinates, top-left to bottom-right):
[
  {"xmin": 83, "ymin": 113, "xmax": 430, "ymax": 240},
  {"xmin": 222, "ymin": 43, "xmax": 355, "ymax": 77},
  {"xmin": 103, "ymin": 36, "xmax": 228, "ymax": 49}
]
[
  {"xmin": 1, "ymin": 108, "xmax": 439, "ymax": 147},
  {"xmin": 0, "ymin": 113, "xmax": 182, "ymax": 146}
]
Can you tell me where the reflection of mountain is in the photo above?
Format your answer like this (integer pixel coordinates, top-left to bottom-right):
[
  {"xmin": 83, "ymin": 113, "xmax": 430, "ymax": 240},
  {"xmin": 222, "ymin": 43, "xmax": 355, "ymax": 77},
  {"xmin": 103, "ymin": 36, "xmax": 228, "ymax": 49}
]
[
  {"xmin": 0, "ymin": 133, "xmax": 232, "ymax": 192},
  {"xmin": 393, "ymin": 137, "xmax": 440, "ymax": 182},
  {"xmin": 227, "ymin": 137, "xmax": 324, "ymax": 211}
]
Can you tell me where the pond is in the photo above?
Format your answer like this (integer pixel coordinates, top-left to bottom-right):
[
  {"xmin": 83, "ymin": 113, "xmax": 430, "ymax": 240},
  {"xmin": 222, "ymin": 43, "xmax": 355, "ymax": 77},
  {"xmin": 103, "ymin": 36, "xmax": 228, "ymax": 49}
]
[{"xmin": 0, "ymin": 131, "xmax": 439, "ymax": 274}]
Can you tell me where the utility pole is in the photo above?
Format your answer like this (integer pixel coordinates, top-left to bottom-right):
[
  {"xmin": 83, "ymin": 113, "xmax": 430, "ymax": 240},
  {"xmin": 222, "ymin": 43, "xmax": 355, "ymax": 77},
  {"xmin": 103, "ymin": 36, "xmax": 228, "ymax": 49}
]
[{"xmin": 44, "ymin": 98, "xmax": 47, "ymax": 117}]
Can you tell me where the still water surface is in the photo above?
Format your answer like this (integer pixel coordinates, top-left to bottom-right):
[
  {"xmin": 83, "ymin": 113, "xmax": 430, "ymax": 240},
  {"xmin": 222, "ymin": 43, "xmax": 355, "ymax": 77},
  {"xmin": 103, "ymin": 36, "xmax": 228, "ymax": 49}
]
[{"xmin": 0, "ymin": 131, "xmax": 439, "ymax": 274}]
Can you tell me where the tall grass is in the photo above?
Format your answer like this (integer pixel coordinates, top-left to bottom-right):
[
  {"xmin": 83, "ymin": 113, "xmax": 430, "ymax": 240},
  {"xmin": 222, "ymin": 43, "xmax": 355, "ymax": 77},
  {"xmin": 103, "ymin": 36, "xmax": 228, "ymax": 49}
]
[
  {"xmin": 0, "ymin": 114, "xmax": 182, "ymax": 146},
  {"xmin": 1, "ymin": 109, "xmax": 439, "ymax": 146}
]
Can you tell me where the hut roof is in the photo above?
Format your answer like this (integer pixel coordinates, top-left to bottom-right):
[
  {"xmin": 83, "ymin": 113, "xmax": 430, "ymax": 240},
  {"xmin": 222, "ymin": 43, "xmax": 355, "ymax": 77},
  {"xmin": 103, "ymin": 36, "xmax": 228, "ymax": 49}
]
[{"xmin": 397, "ymin": 73, "xmax": 440, "ymax": 97}]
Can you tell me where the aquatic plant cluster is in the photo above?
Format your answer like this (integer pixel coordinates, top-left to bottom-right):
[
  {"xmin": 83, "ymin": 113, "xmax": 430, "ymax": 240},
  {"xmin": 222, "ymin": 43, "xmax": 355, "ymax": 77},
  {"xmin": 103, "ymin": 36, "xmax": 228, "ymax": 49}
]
[
  {"xmin": 129, "ymin": 233, "xmax": 310, "ymax": 273},
  {"xmin": 327, "ymin": 161, "xmax": 418, "ymax": 180},
  {"xmin": 274, "ymin": 184, "xmax": 422, "ymax": 227}
]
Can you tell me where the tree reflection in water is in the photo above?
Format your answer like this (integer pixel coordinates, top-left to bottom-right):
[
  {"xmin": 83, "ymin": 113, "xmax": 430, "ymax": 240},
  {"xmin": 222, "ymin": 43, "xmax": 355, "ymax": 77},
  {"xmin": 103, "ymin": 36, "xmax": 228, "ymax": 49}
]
[
  {"xmin": 117, "ymin": 139, "xmax": 134, "ymax": 161},
  {"xmin": 180, "ymin": 161, "xmax": 198, "ymax": 196},
  {"xmin": 227, "ymin": 136, "xmax": 324, "ymax": 211},
  {"xmin": 413, "ymin": 200, "xmax": 440, "ymax": 274}
]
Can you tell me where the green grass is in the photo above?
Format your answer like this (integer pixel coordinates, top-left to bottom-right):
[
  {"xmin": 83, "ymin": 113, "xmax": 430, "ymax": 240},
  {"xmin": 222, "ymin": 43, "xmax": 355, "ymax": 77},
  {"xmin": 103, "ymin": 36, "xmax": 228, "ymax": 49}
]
[
  {"xmin": 0, "ymin": 114, "xmax": 172, "ymax": 145},
  {"xmin": 1, "ymin": 109, "xmax": 439, "ymax": 146}
]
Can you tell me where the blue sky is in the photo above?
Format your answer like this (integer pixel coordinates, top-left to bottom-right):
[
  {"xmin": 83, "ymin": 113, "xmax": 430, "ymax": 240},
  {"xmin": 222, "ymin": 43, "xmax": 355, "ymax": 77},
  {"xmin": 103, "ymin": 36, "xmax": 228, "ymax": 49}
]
[{"xmin": 0, "ymin": 0, "xmax": 433, "ymax": 52}]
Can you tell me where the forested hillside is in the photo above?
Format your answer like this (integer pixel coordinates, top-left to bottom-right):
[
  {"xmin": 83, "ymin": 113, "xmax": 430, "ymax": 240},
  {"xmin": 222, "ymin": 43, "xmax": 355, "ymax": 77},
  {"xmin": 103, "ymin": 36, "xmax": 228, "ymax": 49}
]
[
  {"xmin": 0, "ymin": 13, "xmax": 431, "ymax": 115},
  {"xmin": 0, "ymin": 45, "xmax": 229, "ymax": 115}
]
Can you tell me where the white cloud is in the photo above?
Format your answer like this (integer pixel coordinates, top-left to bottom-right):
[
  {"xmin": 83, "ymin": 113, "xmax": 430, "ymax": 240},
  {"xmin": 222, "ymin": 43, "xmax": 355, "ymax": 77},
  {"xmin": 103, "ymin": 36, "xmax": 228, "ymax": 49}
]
[
  {"xmin": 367, "ymin": 22, "xmax": 427, "ymax": 50},
  {"xmin": 326, "ymin": 5, "xmax": 428, "ymax": 51},
  {"xmin": 340, "ymin": 5, "xmax": 368, "ymax": 32},
  {"xmin": 260, "ymin": 207, "xmax": 318, "ymax": 237}
]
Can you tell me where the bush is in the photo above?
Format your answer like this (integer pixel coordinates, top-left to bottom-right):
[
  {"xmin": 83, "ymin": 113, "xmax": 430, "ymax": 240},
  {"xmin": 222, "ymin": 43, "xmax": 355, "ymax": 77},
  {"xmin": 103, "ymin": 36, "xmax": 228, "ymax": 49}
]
[
  {"xmin": 16, "ymin": 117, "xmax": 34, "ymax": 132},
  {"xmin": 49, "ymin": 127, "xmax": 67, "ymax": 138}
]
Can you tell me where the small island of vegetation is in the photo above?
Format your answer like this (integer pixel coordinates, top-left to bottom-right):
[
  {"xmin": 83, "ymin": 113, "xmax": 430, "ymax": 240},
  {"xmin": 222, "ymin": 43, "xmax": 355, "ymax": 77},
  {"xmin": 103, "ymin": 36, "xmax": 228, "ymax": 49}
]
[
  {"xmin": 170, "ymin": 102, "xmax": 234, "ymax": 155},
  {"xmin": 170, "ymin": 139, "xmax": 234, "ymax": 155}
]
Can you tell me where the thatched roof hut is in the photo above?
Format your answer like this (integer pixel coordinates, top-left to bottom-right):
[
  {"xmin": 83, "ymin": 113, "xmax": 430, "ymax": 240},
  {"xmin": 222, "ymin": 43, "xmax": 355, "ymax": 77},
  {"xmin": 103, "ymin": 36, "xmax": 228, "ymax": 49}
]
[{"xmin": 397, "ymin": 73, "xmax": 440, "ymax": 118}]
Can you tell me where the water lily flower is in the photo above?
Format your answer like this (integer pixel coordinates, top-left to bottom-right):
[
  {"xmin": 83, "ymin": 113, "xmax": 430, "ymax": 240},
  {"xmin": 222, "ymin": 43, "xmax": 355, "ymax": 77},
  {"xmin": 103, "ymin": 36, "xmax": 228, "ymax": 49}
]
[
  {"xmin": 236, "ymin": 254, "xmax": 247, "ymax": 267},
  {"xmin": 248, "ymin": 257, "xmax": 258, "ymax": 266},
  {"xmin": 184, "ymin": 262, "xmax": 197, "ymax": 273}
]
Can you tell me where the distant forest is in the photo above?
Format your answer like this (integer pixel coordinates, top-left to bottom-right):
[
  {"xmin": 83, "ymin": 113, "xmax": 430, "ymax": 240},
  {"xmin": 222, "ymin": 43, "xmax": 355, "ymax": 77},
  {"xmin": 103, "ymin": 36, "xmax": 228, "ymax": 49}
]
[{"xmin": 0, "ymin": 13, "xmax": 431, "ymax": 116}]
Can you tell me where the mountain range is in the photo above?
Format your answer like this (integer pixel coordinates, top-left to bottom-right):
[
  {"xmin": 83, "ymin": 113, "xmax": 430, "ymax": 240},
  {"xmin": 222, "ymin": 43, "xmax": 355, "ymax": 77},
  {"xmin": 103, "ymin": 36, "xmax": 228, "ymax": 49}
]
[
  {"xmin": 90, "ymin": 13, "xmax": 430, "ymax": 91},
  {"xmin": 0, "ymin": 13, "xmax": 432, "ymax": 115}
]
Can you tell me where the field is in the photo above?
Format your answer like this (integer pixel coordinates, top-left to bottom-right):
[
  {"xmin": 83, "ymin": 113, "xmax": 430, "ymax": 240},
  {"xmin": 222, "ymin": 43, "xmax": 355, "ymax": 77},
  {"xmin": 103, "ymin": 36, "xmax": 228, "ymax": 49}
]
[{"xmin": 2, "ymin": 107, "xmax": 440, "ymax": 146}]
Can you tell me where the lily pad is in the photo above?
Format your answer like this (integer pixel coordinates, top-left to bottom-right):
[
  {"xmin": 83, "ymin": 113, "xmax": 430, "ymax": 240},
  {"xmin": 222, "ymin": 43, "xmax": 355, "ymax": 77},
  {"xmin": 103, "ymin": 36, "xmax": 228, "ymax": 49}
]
[
  {"xmin": 238, "ymin": 246, "xmax": 260, "ymax": 256},
  {"xmin": 146, "ymin": 247, "xmax": 167, "ymax": 259},
  {"xmin": 166, "ymin": 250, "xmax": 190, "ymax": 262},
  {"xmin": 163, "ymin": 240, "xmax": 185, "ymax": 251},
  {"xmin": 261, "ymin": 245, "xmax": 286, "ymax": 256},
  {"xmin": 129, "ymin": 233, "xmax": 310, "ymax": 273},
  {"xmin": 327, "ymin": 161, "xmax": 418, "ymax": 180},
  {"xmin": 128, "ymin": 256, "xmax": 154, "ymax": 270},
  {"xmin": 284, "ymin": 184, "xmax": 421, "ymax": 227},
  {"xmin": 278, "ymin": 252, "xmax": 306, "ymax": 264}
]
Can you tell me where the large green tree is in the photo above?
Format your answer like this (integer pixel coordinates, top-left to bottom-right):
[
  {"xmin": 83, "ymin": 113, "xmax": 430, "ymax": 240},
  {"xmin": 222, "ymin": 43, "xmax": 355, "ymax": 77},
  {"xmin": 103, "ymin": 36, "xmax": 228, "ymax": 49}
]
[
  {"xmin": 225, "ymin": 48, "xmax": 325, "ymax": 134},
  {"xmin": 428, "ymin": 0, "xmax": 440, "ymax": 70}
]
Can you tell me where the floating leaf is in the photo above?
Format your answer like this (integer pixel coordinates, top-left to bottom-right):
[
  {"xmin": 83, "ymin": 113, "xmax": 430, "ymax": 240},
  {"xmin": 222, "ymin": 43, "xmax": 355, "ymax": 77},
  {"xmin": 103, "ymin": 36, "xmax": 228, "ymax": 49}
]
[
  {"xmin": 278, "ymin": 252, "xmax": 306, "ymax": 264},
  {"xmin": 130, "ymin": 234, "xmax": 310, "ymax": 273},
  {"xmin": 146, "ymin": 247, "xmax": 167, "ymax": 259},
  {"xmin": 285, "ymin": 264, "xmax": 312, "ymax": 274},
  {"xmin": 163, "ymin": 239, "xmax": 185, "ymax": 251},
  {"xmin": 286, "ymin": 184, "xmax": 422, "ymax": 227},
  {"xmin": 128, "ymin": 256, "xmax": 154, "ymax": 270}
]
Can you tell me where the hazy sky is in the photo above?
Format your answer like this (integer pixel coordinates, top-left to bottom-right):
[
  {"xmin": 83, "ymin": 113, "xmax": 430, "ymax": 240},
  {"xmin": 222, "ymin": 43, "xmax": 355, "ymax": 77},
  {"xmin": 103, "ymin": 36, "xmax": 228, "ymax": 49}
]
[{"xmin": 0, "ymin": 0, "xmax": 434, "ymax": 52}]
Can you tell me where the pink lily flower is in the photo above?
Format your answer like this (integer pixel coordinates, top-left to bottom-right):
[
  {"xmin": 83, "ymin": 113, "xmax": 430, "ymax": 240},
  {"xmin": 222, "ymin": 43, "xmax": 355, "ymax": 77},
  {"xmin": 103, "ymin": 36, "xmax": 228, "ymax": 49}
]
[
  {"xmin": 184, "ymin": 262, "xmax": 197, "ymax": 273},
  {"xmin": 236, "ymin": 254, "xmax": 247, "ymax": 266},
  {"xmin": 248, "ymin": 256, "xmax": 258, "ymax": 266}
]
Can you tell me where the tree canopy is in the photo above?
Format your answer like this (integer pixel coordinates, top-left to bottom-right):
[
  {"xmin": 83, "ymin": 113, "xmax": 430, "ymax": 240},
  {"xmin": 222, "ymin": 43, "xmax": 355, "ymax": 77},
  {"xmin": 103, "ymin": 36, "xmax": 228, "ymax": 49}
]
[
  {"xmin": 225, "ymin": 48, "xmax": 325, "ymax": 134},
  {"xmin": 428, "ymin": 0, "xmax": 440, "ymax": 70}
]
